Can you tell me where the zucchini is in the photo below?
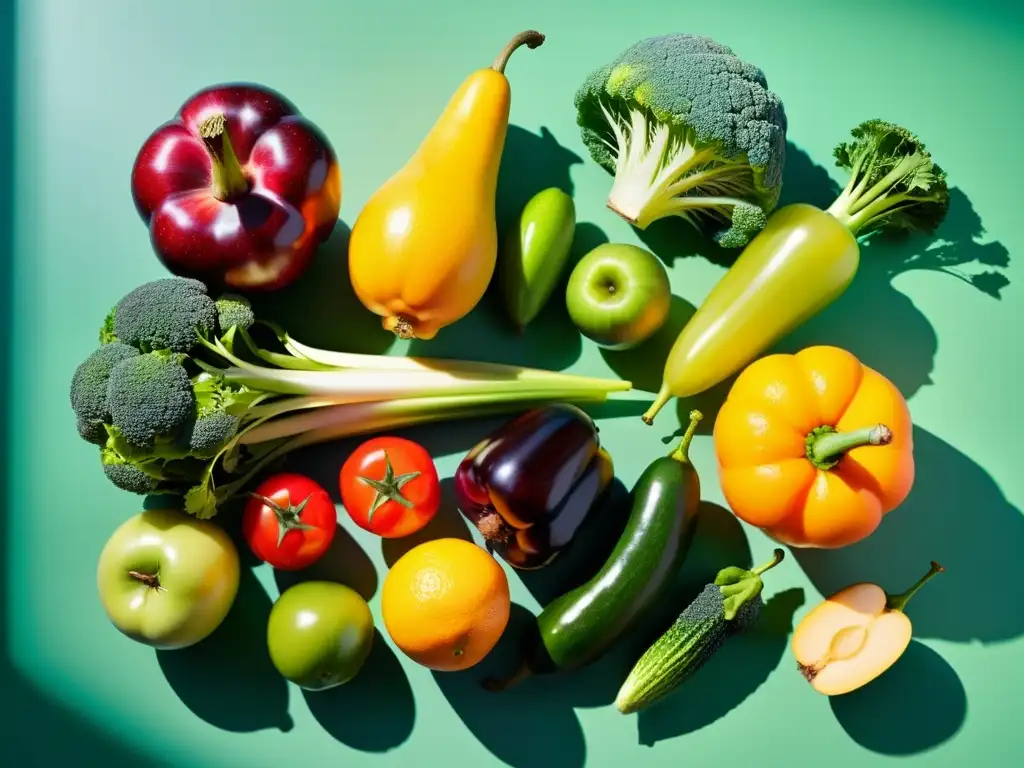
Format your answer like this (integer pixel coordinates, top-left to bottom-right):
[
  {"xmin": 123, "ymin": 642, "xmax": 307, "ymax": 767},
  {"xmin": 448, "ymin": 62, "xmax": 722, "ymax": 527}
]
[
  {"xmin": 483, "ymin": 411, "xmax": 705, "ymax": 691},
  {"xmin": 615, "ymin": 548, "xmax": 786, "ymax": 714}
]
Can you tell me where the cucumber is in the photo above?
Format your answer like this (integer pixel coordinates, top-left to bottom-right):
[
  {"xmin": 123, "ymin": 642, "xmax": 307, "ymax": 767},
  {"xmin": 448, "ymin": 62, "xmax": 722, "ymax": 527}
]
[
  {"xmin": 483, "ymin": 411, "xmax": 705, "ymax": 691},
  {"xmin": 615, "ymin": 549, "xmax": 786, "ymax": 714}
]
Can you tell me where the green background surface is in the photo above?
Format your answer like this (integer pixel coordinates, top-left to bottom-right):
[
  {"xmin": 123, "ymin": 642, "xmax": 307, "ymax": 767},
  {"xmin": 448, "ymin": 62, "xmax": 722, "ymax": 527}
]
[{"xmin": 4, "ymin": 0, "xmax": 1023, "ymax": 765}]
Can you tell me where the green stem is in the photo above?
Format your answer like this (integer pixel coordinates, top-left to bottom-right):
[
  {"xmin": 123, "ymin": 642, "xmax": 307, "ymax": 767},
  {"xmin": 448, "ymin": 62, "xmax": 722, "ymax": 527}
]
[
  {"xmin": 491, "ymin": 30, "xmax": 545, "ymax": 73},
  {"xmin": 247, "ymin": 491, "xmax": 317, "ymax": 547},
  {"xmin": 669, "ymin": 410, "xmax": 703, "ymax": 463},
  {"xmin": 806, "ymin": 424, "xmax": 892, "ymax": 470},
  {"xmin": 886, "ymin": 561, "xmax": 945, "ymax": 613},
  {"xmin": 752, "ymin": 548, "xmax": 786, "ymax": 576},
  {"xmin": 197, "ymin": 114, "xmax": 249, "ymax": 201},
  {"xmin": 642, "ymin": 383, "xmax": 673, "ymax": 426}
]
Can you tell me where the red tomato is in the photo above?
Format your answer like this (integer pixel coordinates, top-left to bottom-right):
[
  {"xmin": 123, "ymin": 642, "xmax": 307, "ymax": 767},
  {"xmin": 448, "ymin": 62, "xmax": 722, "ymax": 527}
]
[
  {"xmin": 242, "ymin": 473, "xmax": 337, "ymax": 570},
  {"xmin": 339, "ymin": 436, "xmax": 440, "ymax": 538}
]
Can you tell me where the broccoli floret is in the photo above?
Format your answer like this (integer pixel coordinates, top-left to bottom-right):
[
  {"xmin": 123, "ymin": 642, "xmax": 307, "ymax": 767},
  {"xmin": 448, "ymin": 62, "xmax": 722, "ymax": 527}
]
[
  {"xmin": 106, "ymin": 352, "xmax": 196, "ymax": 449},
  {"xmin": 215, "ymin": 293, "xmax": 255, "ymax": 333},
  {"xmin": 826, "ymin": 120, "xmax": 949, "ymax": 237},
  {"xmin": 101, "ymin": 446, "xmax": 163, "ymax": 494},
  {"xmin": 69, "ymin": 342, "xmax": 141, "ymax": 445},
  {"xmin": 113, "ymin": 277, "xmax": 218, "ymax": 353},
  {"xmin": 181, "ymin": 411, "xmax": 241, "ymax": 459},
  {"xmin": 574, "ymin": 34, "xmax": 787, "ymax": 246}
]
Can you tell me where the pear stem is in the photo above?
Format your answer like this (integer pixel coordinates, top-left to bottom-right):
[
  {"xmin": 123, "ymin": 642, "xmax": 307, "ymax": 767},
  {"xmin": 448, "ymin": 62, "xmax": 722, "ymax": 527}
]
[
  {"xmin": 752, "ymin": 548, "xmax": 786, "ymax": 576},
  {"xmin": 197, "ymin": 114, "xmax": 249, "ymax": 201},
  {"xmin": 887, "ymin": 561, "xmax": 944, "ymax": 613},
  {"xmin": 669, "ymin": 410, "xmax": 703, "ymax": 463},
  {"xmin": 491, "ymin": 30, "xmax": 545, "ymax": 74}
]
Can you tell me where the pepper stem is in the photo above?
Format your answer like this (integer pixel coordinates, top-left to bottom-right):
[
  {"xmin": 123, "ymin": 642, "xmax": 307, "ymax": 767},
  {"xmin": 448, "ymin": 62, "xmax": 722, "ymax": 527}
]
[
  {"xmin": 886, "ymin": 561, "xmax": 944, "ymax": 613},
  {"xmin": 669, "ymin": 410, "xmax": 703, "ymax": 463},
  {"xmin": 198, "ymin": 113, "xmax": 249, "ymax": 201},
  {"xmin": 806, "ymin": 424, "xmax": 892, "ymax": 470},
  {"xmin": 641, "ymin": 383, "xmax": 672, "ymax": 425},
  {"xmin": 752, "ymin": 548, "xmax": 786, "ymax": 576},
  {"xmin": 491, "ymin": 30, "xmax": 545, "ymax": 74}
]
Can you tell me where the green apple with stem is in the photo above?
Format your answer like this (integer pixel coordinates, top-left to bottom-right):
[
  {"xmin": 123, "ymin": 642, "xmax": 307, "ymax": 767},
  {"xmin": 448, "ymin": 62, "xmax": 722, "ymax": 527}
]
[
  {"xmin": 565, "ymin": 243, "xmax": 671, "ymax": 350},
  {"xmin": 96, "ymin": 507, "xmax": 240, "ymax": 650}
]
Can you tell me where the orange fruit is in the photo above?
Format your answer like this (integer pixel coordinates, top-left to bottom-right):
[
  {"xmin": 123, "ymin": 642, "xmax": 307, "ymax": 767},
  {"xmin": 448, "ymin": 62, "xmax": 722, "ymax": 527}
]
[{"xmin": 381, "ymin": 538, "xmax": 510, "ymax": 671}]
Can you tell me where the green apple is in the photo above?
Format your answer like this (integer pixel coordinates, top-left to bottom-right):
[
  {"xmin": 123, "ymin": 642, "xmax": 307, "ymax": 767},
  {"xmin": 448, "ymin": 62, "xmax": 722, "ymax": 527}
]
[
  {"xmin": 267, "ymin": 581, "xmax": 375, "ymax": 691},
  {"xmin": 565, "ymin": 243, "xmax": 672, "ymax": 350},
  {"xmin": 96, "ymin": 507, "xmax": 240, "ymax": 650}
]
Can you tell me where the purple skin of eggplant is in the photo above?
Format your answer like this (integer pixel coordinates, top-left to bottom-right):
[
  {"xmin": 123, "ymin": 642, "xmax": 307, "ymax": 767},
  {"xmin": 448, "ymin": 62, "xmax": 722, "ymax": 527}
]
[{"xmin": 453, "ymin": 404, "xmax": 615, "ymax": 569}]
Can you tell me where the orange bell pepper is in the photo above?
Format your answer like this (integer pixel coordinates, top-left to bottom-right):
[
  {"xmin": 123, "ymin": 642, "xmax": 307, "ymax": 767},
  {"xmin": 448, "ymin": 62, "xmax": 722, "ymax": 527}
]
[{"xmin": 713, "ymin": 346, "xmax": 914, "ymax": 549}]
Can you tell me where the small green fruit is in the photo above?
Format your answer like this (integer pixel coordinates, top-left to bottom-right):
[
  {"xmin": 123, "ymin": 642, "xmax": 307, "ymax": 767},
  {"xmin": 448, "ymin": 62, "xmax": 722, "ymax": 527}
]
[
  {"xmin": 565, "ymin": 243, "xmax": 671, "ymax": 350},
  {"xmin": 267, "ymin": 581, "xmax": 375, "ymax": 691},
  {"xmin": 499, "ymin": 187, "xmax": 576, "ymax": 330}
]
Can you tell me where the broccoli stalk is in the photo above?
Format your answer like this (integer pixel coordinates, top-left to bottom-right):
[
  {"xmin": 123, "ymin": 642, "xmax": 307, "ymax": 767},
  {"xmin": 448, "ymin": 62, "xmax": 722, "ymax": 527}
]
[
  {"xmin": 575, "ymin": 34, "xmax": 787, "ymax": 248},
  {"xmin": 825, "ymin": 119, "xmax": 949, "ymax": 237},
  {"xmin": 70, "ymin": 278, "xmax": 632, "ymax": 519}
]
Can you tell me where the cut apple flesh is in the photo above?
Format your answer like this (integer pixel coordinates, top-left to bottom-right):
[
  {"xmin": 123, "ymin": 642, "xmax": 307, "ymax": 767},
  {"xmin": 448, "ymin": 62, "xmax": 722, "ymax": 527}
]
[{"xmin": 791, "ymin": 583, "xmax": 912, "ymax": 696}]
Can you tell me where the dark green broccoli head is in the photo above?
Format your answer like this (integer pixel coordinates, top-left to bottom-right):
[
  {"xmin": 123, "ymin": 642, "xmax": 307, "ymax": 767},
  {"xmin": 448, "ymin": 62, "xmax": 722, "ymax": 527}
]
[
  {"xmin": 574, "ymin": 34, "xmax": 787, "ymax": 246},
  {"xmin": 69, "ymin": 342, "xmax": 141, "ymax": 445},
  {"xmin": 106, "ymin": 352, "xmax": 196, "ymax": 449},
  {"xmin": 113, "ymin": 277, "xmax": 218, "ymax": 353},
  {"xmin": 215, "ymin": 293, "xmax": 256, "ymax": 333}
]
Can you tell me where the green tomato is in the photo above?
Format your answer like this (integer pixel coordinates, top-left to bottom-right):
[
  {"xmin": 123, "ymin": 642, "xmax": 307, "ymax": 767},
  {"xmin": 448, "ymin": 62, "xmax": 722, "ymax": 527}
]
[
  {"xmin": 96, "ymin": 507, "xmax": 240, "ymax": 650},
  {"xmin": 267, "ymin": 581, "xmax": 375, "ymax": 691},
  {"xmin": 565, "ymin": 243, "xmax": 671, "ymax": 350}
]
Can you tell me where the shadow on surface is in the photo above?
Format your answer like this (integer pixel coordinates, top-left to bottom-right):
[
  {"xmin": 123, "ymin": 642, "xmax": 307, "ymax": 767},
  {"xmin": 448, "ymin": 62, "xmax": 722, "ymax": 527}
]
[
  {"xmin": 407, "ymin": 125, "xmax": 594, "ymax": 370},
  {"xmin": 831, "ymin": 640, "xmax": 966, "ymax": 755},
  {"xmin": 636, "ymin": 587, "xmax": 805, "ymax": 746},
  {"xmin": 304, "ymin": 629, "xmax": 416, "ymax": 752},
  {"xmin": 433, "ymin": 603, "xmax": 587, "ymax": 768},
  {"xmin": 247, "ymin": 219, "xmax": 395, "ymax": 356},
  {"xmin": 157, "ymin": 567, "xmax": 293, "ymax": 733},
  {"xmin": 794, "ymin": 425, "xmax": 1024, "ymax": 643},
  {"xmin": 274, "ymin": 523, "xmax": 378, "ymax": 602},
  {"xmin": 382, "ymin": 476, "xmax": 474, "ymax": 567}
]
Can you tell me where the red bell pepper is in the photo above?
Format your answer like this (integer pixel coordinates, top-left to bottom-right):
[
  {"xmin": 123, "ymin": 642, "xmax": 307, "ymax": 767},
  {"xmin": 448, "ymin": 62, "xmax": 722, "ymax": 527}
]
[{"xmin": 130, "ymin": 83, "xmax": 342, "ymax": 292}]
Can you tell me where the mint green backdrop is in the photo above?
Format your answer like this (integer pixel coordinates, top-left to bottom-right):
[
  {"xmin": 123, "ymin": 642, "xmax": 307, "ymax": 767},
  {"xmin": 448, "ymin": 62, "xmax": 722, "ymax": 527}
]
[{"xmin": 4, "ymin": 0, "xmax": 1022, "ymax": 765}]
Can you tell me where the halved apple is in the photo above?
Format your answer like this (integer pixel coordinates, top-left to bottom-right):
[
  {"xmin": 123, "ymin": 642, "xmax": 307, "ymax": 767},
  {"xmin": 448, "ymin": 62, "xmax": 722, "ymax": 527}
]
[{"xmin": 792, "ymin": 561, "xmax": 943, "ymax": 696}]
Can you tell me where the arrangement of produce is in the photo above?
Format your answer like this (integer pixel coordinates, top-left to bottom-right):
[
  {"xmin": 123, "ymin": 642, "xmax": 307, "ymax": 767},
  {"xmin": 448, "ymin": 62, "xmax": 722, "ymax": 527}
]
[
  {"xmin": 641, "ymin": 119, "xmax": 949, "ymax": 424},
  {"xmin": 73, "ymin": 26, "xmax": 957, "ymax": 739}
]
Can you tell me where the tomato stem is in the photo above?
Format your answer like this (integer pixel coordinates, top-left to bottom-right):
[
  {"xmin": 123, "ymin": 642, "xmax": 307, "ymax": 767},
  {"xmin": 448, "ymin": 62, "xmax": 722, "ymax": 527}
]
[
  {"xmin": 248, "ymin": 491, "xmax": 317, "ymax": 548},
  {"xmin": 357, "ymin": 450, "xmax": 421, "ymax": 522}
]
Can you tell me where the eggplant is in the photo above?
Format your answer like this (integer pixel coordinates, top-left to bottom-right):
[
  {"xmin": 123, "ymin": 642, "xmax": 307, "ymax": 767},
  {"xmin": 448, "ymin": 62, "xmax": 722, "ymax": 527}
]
[{"xmin": 453, "ymin": 404, "xmax": 614, "ymax": 569}]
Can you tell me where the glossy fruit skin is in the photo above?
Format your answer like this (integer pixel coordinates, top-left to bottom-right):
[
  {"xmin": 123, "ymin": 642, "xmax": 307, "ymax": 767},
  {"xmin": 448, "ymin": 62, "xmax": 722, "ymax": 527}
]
[
  {"xmin": 714, "ymin": 345, "xmax": 914, "ymax": 549},
  {"xmin": 339, "ymin": 436, "xmax": 441, "ymax": 538},
  {"xmin": 382, "ymin": 538, "xmax": 510, "ymax": 671},
  {"xmin": 520, "ymin": 450, "xmax": 701, "ymax": 675},
  {"xmin": 565, "ymin": 243, "xmax": 671, "ymax": 350},
  {"xmin": 649, "ymin": 204, "xmax": 859, "ymax": 415},
  {"xmin": 453, "ymin": 404, "xmax": 615, "ymax": 569},
  {"xmin": 266, "ymin": 581, "xmax": 374, "ymax": 691},
  {"xmin": 96, "ymin": 507, "xmax": 240, "ymax": 650},
  {"xmin": 499, "ymin": 187, "xmax": 577, "ymax": 330},
  {"xmin": 347, "ymin": 35, "xmax": 541, "ymax": 341},
  {"xmin": 131, "ymin": 83, "xmax": 342, "ymax": 292},
  {"xmin": 242, "ymin": 473, "xmax": 337, "ymax": 570}
]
